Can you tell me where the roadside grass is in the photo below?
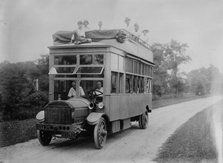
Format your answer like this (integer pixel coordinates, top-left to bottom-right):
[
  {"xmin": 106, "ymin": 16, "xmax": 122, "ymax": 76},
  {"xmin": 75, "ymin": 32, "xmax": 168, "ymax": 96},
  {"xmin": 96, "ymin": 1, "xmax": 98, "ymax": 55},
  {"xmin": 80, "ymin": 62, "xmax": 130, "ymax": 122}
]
[
  {"xmin": 0, "ymin": 119, "xmax": 37, "ymax": 147},
  {"xmin": 155, "ymin": 99, "xmax": 223, "ymax": 163}
]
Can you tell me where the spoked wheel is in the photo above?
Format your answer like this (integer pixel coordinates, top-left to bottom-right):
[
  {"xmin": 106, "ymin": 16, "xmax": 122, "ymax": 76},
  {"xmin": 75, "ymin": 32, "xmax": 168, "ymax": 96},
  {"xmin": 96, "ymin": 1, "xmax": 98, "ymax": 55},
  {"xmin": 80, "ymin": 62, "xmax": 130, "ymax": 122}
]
[
  {"xmin": 37, "ymin": 130, "xmax": 52, "ymax": 146},
  {"xmin": 93, "ymin": 117, "xmax": 107, "ymax": 149},
  {"xmin": 139, "ymin": 112, "xmax": 148, "ymax": 129}
]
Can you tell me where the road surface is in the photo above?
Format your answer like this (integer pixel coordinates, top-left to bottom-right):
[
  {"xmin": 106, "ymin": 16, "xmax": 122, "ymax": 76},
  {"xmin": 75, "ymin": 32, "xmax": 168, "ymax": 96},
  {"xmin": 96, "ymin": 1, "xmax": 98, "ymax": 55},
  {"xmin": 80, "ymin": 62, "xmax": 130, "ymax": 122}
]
[{"xmin": 0, "ymin": 96, "xmax": 222, "ymax": 163}]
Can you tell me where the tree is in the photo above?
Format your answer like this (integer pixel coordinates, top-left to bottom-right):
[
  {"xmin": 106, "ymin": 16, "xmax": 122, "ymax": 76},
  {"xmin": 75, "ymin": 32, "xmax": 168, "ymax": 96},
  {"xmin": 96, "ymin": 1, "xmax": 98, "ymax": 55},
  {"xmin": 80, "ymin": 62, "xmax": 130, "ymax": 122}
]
[
  {"xmin": 163, "ymin": 40, "xmax": 191, "ymax": 96},
  {"xmin": 36, "ymin": 55, "xmax": 49, "ymax": 93},
  {"xmin": 187, "ymin": 65, "xmax": 223, "ymax": 95},
  {"xmin": 150, "ymin": 40, "xmax": 191, "ymax": 97}
]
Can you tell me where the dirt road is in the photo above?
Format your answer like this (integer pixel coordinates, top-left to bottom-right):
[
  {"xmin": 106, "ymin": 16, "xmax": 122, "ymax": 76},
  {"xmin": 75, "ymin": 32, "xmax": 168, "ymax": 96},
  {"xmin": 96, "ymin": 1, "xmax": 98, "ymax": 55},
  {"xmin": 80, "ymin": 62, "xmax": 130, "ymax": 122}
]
[{"xmin": 0, "ymin": 96, "xmax": 222, "ymax": 163}]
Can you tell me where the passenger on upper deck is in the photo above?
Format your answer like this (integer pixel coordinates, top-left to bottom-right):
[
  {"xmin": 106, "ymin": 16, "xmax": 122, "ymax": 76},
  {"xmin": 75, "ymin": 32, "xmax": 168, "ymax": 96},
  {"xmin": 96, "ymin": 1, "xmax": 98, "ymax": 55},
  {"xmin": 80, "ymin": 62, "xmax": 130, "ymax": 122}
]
[
  {"xmin": 76, "ymin": 20, "xmax": 85, "ymax": 37},
  {"xmin": 68, "ymin": 81, "xmax": 85, "ymax": 98},
  {"xmin": 71, "ymin": 20, "xmax": 91, "ymax": 44},
  {"xmin": 133, "ymin": 23, "xmax": 141, "ymax": 38},
  {"xmin": 83, "ymin": 20, "xmax": 90, "ymax": 31},
  {"xmin": 141, "ymin": 29, "xmax": 149, "ymax": 43},
  {"xmin": 98, "ymin": 21, "xmax": 103, "ymax": 30},
  {"xmin": 124, "ymin": 17, "xmax": 133, "ymax": 33}
]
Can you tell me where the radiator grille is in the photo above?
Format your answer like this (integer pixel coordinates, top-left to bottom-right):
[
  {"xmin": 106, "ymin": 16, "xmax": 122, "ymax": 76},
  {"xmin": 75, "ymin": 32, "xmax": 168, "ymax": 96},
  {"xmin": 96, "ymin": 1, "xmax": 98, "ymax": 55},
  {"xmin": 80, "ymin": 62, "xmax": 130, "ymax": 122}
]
[{"xmin": 45, "ymin": 102, "xmax": 72, "ymax": 124}]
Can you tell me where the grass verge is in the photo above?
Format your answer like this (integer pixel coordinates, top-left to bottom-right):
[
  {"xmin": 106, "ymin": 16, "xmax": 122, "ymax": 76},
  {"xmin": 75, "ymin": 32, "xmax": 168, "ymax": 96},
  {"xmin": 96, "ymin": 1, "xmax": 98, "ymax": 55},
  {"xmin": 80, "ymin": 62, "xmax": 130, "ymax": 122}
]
[
  {"xmin": 155, "ymin": 99, "xmax": 223, "ymax": 163},
  {"xmin": 0, "ymin": 119, "xmax": 37, "ymax": 147}
]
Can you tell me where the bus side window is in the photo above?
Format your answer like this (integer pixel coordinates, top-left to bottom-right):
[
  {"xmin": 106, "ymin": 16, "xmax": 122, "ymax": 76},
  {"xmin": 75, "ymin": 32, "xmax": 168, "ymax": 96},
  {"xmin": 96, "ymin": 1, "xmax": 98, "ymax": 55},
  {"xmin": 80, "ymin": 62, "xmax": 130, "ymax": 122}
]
[
  {"xmin": 145, "ymin": 78, "xmax": 152, "ymax": 93},
  {"xmin": 111, "ymin": 72, "xmax": 118, "ymax": 93},
  {"xmin": 119, "ymin": 73, "xmax": 124, "ymax": 93},
  {"xmin": 133, "ymin": 76, "xmax": 138, "ymax": 93},
  {"xmin": 125, "ymin": 75, "xmax": 131, "ymax": 93}
]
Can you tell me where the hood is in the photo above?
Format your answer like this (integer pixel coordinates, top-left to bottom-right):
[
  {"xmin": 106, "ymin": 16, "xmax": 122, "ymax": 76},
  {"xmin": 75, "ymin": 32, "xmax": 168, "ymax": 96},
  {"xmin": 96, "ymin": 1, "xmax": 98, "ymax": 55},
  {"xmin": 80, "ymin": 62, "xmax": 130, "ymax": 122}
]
[
  {"xmin": 46, "ymin": 98, "xmax": 90, "ymax": 109},
  {"xmin": 66, "ymin": 97, "xmax": 90, "ymax": 108}
]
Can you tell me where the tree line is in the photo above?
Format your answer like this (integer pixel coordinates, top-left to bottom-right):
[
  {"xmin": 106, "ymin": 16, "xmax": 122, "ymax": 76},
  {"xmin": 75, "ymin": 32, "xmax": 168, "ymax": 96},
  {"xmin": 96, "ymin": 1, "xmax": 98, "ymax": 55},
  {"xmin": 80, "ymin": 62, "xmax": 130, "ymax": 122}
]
[
  {"xmin": 151, "ymin": 40, "xmax": 223, "ymax": 98},
  {"xmin": 0, "ymin": 40, "xmax": 222, "ymax": 121}
]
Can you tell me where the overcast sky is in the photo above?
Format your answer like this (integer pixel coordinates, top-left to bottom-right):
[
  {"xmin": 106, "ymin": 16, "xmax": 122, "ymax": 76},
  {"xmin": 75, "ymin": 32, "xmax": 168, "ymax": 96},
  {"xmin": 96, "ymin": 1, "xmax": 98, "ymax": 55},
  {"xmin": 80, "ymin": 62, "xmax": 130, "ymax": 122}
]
[{"xmin": 0, "ymin": 0, "xmax": 223, "ymax": 72}]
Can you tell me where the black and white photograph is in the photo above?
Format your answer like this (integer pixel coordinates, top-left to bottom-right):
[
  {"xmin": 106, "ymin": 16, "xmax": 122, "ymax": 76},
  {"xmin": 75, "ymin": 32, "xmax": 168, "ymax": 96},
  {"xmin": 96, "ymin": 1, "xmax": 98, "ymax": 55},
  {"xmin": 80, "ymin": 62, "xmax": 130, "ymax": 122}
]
[{"xmin": 0, "ymin": 0, "xmax": 223, "ymax": 162}]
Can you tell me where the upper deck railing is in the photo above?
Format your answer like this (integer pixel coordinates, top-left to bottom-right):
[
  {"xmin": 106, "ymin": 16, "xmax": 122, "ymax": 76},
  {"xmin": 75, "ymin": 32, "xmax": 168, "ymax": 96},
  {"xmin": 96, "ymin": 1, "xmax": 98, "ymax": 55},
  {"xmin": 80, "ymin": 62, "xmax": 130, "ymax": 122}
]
[{"xmin": 120, "ymin": 29, "xmax": 150, "ymax": 49}]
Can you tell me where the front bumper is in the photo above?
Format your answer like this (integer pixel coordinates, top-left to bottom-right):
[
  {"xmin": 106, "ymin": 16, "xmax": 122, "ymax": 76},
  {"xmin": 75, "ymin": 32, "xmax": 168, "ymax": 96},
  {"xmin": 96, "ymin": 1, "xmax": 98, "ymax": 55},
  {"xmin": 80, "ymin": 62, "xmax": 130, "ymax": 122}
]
[{"xmin": 36, "ymin": 123, "xmax": 85, "ymax": 138}]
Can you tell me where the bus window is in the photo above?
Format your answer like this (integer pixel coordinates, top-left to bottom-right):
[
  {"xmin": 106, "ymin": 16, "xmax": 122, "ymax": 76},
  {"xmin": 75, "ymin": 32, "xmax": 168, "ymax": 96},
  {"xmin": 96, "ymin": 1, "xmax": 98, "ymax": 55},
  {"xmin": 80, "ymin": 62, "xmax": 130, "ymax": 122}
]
[
  {"xmin": 133, "ymin": 76, "xmax": 136, "ymax": 93},
  {"xmin": 145, "ymin": 78, "xmax": 152, "ymax": 93},
  {"xmin": 125, "ymin": 74, "xmax": 131, "ymax": 93},
  {"xmin": 80, "ymin": 55, "xmax": 92, "ymax": 65},
  {"xmin": 111, "ymin": 72, "xmax": 118, "ymax": 93},
  {"xmin": 55, "ymin": 67, "xmax": 76, "ymax": 74},
  {"xmin": 80, "ymin": 80, "xmax": 103, "ymax": 97},
  {"xmin": 133, "ymin": 76, "xmax": 140, "ymax": 93},
  {"xmin": 119, "ymin": 73, "xmax": 124, "ymax": 93},
  {"xmin": 80, "ymin": 54, "xmax": 104, "ymax": 65},
  {"xmin": 125, "ymin": 58, "xmax": 133, "ymax": 73},
  {"xmin": 54, "ymin": 80, "xmax": 72, "ymax": 100},
  {"xmin": 54, "ymin": 55, "xmax": 77, "ymax": 65},
  {"xmin": 93, "ymin": 54, "xmax": 104, "ymax": 64},
  {"xmin": 76, "ymin": 67, "xmax": 104, "ymax": 74},
  {"xmin": 140, "ymin": 77, "xmax": 144, "ymax": 93}
]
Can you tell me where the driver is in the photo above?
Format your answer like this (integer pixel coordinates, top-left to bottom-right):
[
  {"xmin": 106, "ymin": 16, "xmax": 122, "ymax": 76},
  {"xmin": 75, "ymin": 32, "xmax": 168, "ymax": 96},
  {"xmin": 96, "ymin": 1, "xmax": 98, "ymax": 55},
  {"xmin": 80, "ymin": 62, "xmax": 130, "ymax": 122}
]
[
  {"xmin": 95, "ymin": 81, "xmax": 103, "ymax": 97},
  {"xmin": 68, "ymin": 81, "xmax": 85, "ymax": 98}
]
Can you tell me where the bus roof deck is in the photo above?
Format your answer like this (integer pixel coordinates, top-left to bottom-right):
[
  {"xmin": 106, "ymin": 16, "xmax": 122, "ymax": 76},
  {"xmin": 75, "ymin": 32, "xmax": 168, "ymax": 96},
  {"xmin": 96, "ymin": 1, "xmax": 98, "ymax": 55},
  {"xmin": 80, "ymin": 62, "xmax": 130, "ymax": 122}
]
[{"xmin": 49, "ymin": 29, "xmax": 153, "ymax": 64}]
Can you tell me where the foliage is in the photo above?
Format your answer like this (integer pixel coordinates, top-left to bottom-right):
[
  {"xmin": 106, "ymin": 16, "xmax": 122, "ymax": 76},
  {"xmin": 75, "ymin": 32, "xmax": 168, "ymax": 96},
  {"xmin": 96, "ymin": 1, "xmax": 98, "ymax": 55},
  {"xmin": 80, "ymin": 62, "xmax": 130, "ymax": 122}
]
[
  {"xmin": 187, "ymin": 65, "xmax": 223, "ymax": 95},
  {"xmin": 150, "ymin": 40, "xmax": 191, "ymax": 96},
  {"xmin": 0, "ymin": 56, "xmax": 49, "ymax": 121}
]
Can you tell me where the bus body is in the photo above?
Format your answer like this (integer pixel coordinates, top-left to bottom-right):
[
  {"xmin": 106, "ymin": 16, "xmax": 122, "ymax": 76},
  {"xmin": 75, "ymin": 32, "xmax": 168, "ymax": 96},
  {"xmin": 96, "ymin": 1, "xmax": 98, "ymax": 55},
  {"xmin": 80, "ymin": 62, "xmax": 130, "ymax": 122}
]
[{"xmin": 36, "ymin": 29, "xmax": 154, "ymax": 149}]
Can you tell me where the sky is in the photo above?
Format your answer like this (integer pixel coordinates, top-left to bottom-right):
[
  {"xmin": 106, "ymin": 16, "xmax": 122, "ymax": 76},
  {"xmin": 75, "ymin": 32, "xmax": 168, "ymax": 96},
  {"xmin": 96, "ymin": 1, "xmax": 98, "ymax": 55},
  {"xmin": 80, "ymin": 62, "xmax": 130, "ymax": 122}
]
[{"xmin": 0, "ymin": 0, "xmax": 223, "ymax": 72}]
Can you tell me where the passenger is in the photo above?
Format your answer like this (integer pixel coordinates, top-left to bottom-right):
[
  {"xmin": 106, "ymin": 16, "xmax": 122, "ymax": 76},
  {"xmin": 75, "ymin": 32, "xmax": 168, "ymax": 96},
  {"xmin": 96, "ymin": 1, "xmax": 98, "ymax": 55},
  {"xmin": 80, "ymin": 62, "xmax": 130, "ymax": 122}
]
[
  {"xmin": 95, "ymin": 81, "xmax": 103, "ymax": 97},
  {"xmin": 71, "ymin": 20, "xmax": 91, "ymax": 44},
  {"xmin": 83, "ymin": 20, "xmax": 90, "ymax": 31},
  {"xmin": 133, "ymin": 23, "xmax": 141, "ymax": 38},
  {"xmin": 98, "ymin": 21, "xmax": 103, "ymax": 30},
  {"xmin": 124, "ymin": 17, "xmax": 133, "ymax": 33},
  {"xmin": 68, "ymin": 81, "xmax": 85, "ymax": 98},
  {"xmin": 141, "ymin": 29, "xmax": 149, "ymax": 43}
]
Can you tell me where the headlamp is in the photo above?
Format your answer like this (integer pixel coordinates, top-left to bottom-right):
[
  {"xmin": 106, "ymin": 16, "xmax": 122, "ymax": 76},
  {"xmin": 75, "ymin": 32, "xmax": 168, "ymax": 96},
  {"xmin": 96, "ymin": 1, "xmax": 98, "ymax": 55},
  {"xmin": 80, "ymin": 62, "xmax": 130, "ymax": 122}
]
[
  {"xmin": 36, "ymin": 111, "xmax": 44, "ymax": 122},
  {"xmin": 97, "ymin": 102, "xmax": 104, "ymax": 109}
]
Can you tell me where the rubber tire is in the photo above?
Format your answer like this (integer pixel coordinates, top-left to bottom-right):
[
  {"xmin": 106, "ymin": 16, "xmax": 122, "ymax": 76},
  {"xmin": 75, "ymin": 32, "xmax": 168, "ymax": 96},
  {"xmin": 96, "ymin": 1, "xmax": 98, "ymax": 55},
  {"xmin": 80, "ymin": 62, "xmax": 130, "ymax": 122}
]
[
  {"xmin": 37, "ymin": 130, "xmax": 52, "ymax": 146},
  {"xmin": 93, "ymin": 117, "xmax": 107, "ymax": 149},
  {"xmin": 139, "ymin": 112, "xmax": 148, "ymax": 129}
]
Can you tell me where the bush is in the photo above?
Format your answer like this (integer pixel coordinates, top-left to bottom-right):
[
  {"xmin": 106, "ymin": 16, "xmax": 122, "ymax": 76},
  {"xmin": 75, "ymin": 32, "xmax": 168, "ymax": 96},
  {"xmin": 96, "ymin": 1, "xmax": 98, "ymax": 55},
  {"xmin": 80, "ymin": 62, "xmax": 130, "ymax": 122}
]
[
  {"xmin": 1, "ymin": 91, "xmax": 48, "ymax": 121},
  {"xmin": 23, "ymin": 91, "xmax": 48, "ymax": 107}
]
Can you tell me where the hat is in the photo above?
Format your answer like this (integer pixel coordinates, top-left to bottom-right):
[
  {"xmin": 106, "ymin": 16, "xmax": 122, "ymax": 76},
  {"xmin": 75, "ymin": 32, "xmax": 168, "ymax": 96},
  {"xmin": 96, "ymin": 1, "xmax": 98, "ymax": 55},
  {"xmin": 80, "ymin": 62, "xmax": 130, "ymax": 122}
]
[
  {"xmin": 134, "ymin": 23, "xmax": 139, "ymax": 27},
  {"xmin": 125, "ymin": 17, "xmax": 131, "ymax": 22},
  {"xmin": 83, "ymin": 20, "xmax": 89, "ymax": 25},
  {"xmin": 77, "ymin": 21, "xmax": 83, "ymax": 25},
  {"xmin": 142, "ymin": 29, "xmax": 149, "ymax": 33}
]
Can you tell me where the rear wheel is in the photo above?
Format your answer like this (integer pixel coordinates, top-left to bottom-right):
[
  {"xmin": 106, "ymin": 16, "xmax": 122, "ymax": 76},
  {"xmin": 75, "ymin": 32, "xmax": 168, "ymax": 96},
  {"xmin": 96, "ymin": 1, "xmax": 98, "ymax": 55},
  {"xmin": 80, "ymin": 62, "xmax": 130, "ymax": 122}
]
[
  {"xmin": 37, "ymin": 130, "xmax": 52, "ymax": 146},
  {"xmin": 139, "ymin": 112, "xmax": 148, "ymax": 129},
  {"xmin": 93, "ymin": 117, "xmax": 107, "ymax": 149}
]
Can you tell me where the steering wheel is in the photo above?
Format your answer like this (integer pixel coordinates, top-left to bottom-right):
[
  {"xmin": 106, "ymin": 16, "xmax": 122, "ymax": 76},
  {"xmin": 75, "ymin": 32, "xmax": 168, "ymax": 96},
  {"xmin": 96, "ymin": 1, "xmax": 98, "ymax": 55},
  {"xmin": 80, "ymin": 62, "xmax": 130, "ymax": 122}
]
[{"xmin": 88, "ymin": 89, "xmax": 103, "ymax": 98}]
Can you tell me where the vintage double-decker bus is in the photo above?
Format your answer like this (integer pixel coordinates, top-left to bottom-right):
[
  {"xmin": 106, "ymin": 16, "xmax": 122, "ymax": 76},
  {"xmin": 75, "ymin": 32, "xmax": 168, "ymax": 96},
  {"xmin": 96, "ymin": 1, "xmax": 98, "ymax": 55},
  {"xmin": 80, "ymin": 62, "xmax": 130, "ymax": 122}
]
[{"xmin": 36, "ymin": 29, "xmax": 154, "ymax": 149}]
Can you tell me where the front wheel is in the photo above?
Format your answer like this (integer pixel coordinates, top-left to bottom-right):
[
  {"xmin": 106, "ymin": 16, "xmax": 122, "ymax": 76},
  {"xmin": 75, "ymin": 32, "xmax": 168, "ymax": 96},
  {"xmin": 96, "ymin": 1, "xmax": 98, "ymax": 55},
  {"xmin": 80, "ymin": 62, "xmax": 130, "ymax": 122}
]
[
  {"xmin": 139, "ymin": 112, "xmax": 148, "ymax": 129},
  {"xmin": 93, "ymin": 117, "xmax": 107, "ymax": 149},
  {"xmin": 37, "ymin": 130, "xmax": 52, "ymax": 146}
]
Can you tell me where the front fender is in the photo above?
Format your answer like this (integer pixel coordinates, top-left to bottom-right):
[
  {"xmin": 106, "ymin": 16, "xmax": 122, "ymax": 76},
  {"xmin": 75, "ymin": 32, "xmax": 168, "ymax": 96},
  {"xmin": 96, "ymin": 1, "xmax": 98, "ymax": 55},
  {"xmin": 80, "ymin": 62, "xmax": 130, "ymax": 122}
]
[{"xmin": 87, "ymin": 113, "xmax": 105, "ymax": 125}]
